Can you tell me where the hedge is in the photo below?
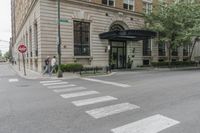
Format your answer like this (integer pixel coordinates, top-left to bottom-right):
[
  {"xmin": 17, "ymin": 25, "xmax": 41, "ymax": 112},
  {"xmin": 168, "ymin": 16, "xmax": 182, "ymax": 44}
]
[
  {"xmin": 151, "ymin": 61, "xmax": 197, "ymax": 67},
  {"xmin": 60, "ymin": 63, "xmax": 83, "ymax": 72}
]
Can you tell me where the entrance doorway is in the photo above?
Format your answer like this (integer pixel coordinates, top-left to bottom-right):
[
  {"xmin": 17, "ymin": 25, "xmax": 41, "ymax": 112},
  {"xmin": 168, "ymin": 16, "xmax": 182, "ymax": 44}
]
[{"xmin": 110, "ymin": 41, "xmax": 126, "ymax": 69}]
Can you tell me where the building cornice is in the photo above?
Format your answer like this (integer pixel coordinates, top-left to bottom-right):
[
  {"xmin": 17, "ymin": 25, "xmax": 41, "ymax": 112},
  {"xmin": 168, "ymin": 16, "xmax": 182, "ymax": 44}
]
[
  {"xmin": 65, "ymin": 0, "xmax": 144, "ymax": 17},
  {"xmin": 15, "ymin": 0, "xmax": 144, "ymax": 44}
]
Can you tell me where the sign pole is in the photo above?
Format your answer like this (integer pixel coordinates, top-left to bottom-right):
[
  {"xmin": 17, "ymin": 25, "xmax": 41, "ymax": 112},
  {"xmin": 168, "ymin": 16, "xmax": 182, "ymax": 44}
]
[
  {"xmin": 18, "ymin": 43, "xmax": 27, "ymax": 76},
  {"xmin": 22, "ymin": 53, "xmax": 26, "ymax": 76},
  {"xmin": 18, "ymin": 53, "xmax": 21, "ymax": 71},
  {"xmin": 57, "ymin": 0, "xmax": 63, "ymax": 78}
]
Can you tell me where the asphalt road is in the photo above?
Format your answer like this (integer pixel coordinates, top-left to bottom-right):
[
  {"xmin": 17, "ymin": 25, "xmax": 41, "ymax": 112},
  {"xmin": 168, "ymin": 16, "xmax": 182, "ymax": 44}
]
[{"xmin": 1, "ymin": 63, "xmax": 200, "ymax": 133}]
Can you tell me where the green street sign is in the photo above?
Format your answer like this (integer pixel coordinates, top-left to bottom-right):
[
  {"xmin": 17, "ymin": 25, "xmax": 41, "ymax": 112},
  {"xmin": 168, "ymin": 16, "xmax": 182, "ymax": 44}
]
[{"xmin": 59, "ymin": 19, "xmax": 69, "ymax": 23}]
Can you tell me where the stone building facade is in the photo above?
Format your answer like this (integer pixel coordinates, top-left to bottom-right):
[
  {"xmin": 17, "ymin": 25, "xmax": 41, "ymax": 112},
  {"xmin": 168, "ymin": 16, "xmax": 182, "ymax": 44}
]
[{"xmin": 11, "ymin": 0, "xmax": 194, "ymax": 73}]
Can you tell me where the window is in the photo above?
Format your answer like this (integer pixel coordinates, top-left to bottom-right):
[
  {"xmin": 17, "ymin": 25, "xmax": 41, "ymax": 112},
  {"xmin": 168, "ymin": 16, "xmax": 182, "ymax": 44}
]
[
  {"xmin": 158, "ymin": 43, "xmax": 166, "ymax": 56},
  {"xmin": 143, "ymin": 39, "xmax": 151, "ymax": 56},
  {"xmin": 123, "ymin": 0, "xmax": 134, "ymax": 11},
  {"xmin": 172, "ymin": 47, "xmax": 178, "ymax": 56},
  {"xmin": 143, "ymin": 2, "xmax": 152, "ymax": 14},
  {"xmin": 110, "ymin": 24, "xmax": 125, "ymax": 31},
  {"xmin": 102, "ymin": 0, "xmax": 115, "ymax": 7},
  {"xmin": 34, "ymin": 23, "xmax": 38, "ymax": 57},
  {"xmin": 74, "ymin": 21, "xmax": 90, "ymax": 56},
  {"xmin": 29, "ymin": 28, "xmax": 32, "ymax": 57},
  {"xmin": 25, "ymin": 32, "xmax": 29, "ymax": 58},
  {"xmin": 183, "ymin": 45, "xmax": 189, "ymax": 56}
]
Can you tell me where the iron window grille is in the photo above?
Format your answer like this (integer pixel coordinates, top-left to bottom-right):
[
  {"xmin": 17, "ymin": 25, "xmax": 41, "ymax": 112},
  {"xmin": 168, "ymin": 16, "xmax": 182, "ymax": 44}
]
[{"xmin": 74, "ymin": 21, "xmax": 90, "ymax": 56}]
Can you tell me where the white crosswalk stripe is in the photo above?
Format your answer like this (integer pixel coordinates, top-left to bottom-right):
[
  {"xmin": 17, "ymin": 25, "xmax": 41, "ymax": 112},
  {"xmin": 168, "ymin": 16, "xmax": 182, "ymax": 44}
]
[
  {"xmin": 72, "ymin": 96, "xmax": 117, "ymax": 106},
  {"xmin": 86, "ymin": 103, "xmax": 139, "ymax": 119},
  {"xmin": 47, "ymin": 84, "xmax": 76, "ymax": 89},
  {"xmin": 43, "ymin": 82, "xmax": 68, "ymax": 86},
  {"xmin": 82, "ymin": 78, "xmax": 131, "ymax": 88},
  {"xmin": 40, "ymin": 80, "xmax": 62, "ymax": 84},
  {"xmin": 53, "ymin": 87, "xmax": 87, "ymax": 93},
  {"xmin": 9, "ymin": 79, "xmax": 19, "ymax": 82},
  {"xmin": 60, "ymin": 91, "xmax": 99, "ymax": 99},
  {"xmin": 111, "ymin": 114, "xmax": 180, "ymax": 133}
]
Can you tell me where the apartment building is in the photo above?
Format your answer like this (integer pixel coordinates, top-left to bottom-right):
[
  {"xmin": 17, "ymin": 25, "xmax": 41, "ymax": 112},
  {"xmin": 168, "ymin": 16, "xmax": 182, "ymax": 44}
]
[{"xmin": 11, "ymin": 0, "xmax": 194, "ymax": 73}]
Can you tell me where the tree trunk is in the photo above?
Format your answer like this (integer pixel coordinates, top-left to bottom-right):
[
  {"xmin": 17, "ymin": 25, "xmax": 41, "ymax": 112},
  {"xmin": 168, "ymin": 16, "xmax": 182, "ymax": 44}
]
[
  {"xmin": 167, "ymin": 43, "xmax": 171, "ymax": 67},
  {"xmin": 189, "ymin": 37, "xmax": 198, "ymax": 61}
]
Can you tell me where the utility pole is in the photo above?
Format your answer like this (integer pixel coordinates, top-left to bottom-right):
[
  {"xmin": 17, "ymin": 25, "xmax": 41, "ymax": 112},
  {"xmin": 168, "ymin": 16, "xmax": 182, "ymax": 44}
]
[{"xmin": 57, "ymin": 0, "xmax": 63, "ymax": 77}]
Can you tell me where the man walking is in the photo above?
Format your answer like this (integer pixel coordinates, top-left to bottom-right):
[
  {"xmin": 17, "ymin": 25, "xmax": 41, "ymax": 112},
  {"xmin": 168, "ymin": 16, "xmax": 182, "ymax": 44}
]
[
  {"xmin": 50, "ymin": 56, "xmax": 57, "ymax": 75},
  {"xmin": 43, "ymin": 56, "xmax": 50, "ymax": 75}
]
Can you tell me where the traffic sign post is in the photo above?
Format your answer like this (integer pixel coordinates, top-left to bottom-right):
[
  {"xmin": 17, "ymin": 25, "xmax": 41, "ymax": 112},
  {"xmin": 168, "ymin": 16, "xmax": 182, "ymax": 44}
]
[{"xmin": 18, "ymin": 43, "xmax": 27, "ymax": 76}]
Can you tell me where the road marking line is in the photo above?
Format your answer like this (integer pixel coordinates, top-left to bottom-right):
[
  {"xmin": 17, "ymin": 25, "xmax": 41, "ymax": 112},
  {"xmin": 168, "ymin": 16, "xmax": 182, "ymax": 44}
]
[
  {"xmin": 53, "ymin": 87, "xmax": 87, "ymax": 93},
  {"xmin": 47, "ymin": 84, "xmax": 76, "ymax": 89},
  {"xmin": 60, "ymin": 91, "xmax": 99, "ymax": 99},
  {"xmin": 82, "ymin": 78, "xmax": 130, "ymax": 88},
  {"xmin": 40, "ymin": 80, "xmax": 62, "ymax": 83},
  {"xmin": 9, "ymin": 79, "xmax": 19, "ymax": 82},
  {"xmin": 111, "ymin": 114, "xmax": 180, "ymax": 133},
  {"xmin": 86, "ymin": 103, "xmax": 139, "ymax": 119},
  {"xmin": 72, "ymin": 96, "xmax": 118, "ymax": 106},
  {"xmin": 43, "ymin": 82, "xmax": 68, "ymax": 86}
]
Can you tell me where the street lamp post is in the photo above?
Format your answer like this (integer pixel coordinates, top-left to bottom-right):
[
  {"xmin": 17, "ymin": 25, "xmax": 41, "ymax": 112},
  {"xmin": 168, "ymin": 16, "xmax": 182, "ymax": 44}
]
[{"xmin": 57, "ymin": 0, "xmax": 63, "ymax": 77}]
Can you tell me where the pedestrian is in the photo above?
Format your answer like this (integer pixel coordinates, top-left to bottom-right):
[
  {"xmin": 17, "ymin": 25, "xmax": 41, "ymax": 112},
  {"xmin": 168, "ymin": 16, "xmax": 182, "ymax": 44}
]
[
  {"xmin": 50, "ymin": 56, "xmax": 57, "ymax": 75},
  {"xmin": 43, "ymin": 56, "xmax": 50, "ymax": 75}
]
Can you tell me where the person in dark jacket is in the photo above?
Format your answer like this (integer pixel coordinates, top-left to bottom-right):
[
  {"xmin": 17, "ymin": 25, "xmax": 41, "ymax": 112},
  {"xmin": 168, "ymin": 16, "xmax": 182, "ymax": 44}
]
[{"xmin": 43, "ymin": 56, "xmax": 50, "ymax": 75}]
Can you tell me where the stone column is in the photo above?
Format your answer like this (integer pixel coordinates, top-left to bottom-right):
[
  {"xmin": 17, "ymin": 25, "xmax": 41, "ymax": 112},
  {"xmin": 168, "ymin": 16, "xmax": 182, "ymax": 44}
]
[{"xmin": 152, "ymin": 39, "xmax": 158, "ymax": 62}]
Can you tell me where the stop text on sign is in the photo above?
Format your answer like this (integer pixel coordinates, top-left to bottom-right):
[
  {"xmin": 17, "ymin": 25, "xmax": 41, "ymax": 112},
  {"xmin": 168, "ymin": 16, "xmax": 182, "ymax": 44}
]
[{"xmin": 18, "ymin": 43, "xmax": 27, "ymax": 53}]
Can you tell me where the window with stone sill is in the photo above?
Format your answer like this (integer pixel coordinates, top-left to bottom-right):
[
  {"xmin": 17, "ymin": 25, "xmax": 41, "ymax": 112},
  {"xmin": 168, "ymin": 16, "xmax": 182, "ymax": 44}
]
[
  {"xmin": 143, "ymin": 2, "xmax": 152, "ymax": 14},
  {"xmin": 74, "ymin": 21, "xmax": 90, "ymax": 56},
  {"xmin": 123, "ymin": 0, "xmax": 134, "ymax": 11},
  {"xmin": 102, "ymin": 0, "xmax": 115, "ymax": 7},
  {"xmin": 143, "ymin": 39, "xmax": 152, "ymax": 56}
]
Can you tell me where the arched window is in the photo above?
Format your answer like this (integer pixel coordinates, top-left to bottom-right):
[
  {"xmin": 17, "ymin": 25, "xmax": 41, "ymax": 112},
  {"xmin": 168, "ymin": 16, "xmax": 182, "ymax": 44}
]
[{"xmin": 110, "ymin": 24, "xmax": 125, "ymax": 31}]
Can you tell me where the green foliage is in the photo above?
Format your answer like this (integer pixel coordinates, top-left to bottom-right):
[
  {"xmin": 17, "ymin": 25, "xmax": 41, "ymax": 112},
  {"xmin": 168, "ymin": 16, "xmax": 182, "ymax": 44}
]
[
  {"xmin": 60, "ymin": 63, "xmax": 83, "ymax": 72},
  {"xmin": 145, "ymin": 1, "xmax": 200, "ymax": 61},
  {"xmin": 4, "ymin": 51, "xmax": 10, "ymax": 60},
  {"xmin": 0, "ymin": 50, "xmax": 2, "ymax": 57}
]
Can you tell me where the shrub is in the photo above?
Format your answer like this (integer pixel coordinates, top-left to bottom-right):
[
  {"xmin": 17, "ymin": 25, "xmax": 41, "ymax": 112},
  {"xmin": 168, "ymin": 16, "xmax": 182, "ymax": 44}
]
[
  {"xmin": 60, "ymin": 63, "xmax": 83, "ymax": 72},
  {"xmin": 151, "ymin": 62, "xmax": 169, "ymax": 67},
  {"xmin": 151, "ymin": 61, "xmax": 196, "ymax": 67},
  {"xmin": 60, "ymin": 64, "xmax": 67, "ymax": 72}
]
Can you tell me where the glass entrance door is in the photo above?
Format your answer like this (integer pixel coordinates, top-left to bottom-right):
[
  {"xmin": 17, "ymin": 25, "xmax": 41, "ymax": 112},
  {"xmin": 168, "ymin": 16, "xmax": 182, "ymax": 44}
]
[{"xmin": 110, "ymin": 41, "xmax": 126, "ymax": 69}]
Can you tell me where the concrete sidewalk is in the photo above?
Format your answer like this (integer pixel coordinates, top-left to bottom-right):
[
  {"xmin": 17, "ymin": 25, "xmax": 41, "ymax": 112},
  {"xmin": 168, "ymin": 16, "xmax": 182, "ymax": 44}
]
[
  {"xmin": 10, "ymin": 64, "xmax": 80, "ymax": 80},
  {"xmin": 10, "ymin": 63, "xmax": 200, "ymax": 80}
]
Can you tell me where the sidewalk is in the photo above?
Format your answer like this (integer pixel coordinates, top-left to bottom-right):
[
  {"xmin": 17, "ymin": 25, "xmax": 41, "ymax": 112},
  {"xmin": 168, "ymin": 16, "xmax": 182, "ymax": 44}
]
[
  {"xmin": 10, "ymin": 64, "xmax": 80, "ymax": 80},
  {"xmin": 10, "ymin": 63, "xmax": 200, "ymax": 80}
]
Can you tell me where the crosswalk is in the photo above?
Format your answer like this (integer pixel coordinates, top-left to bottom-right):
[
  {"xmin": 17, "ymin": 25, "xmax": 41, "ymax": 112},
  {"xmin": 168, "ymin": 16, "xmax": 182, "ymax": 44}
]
[
  {"xmin": 40, "ymin": 79, "xmax": 180, "ymax": 133},
  {"xmin": 8, "ymin": 78, "xmax": 19, "ymax": 82},
  {"xmin": 72, "ymin": 96, "xmax": 117, "ymax": 106},
  {"xmin": 86, "ymin": 103, "xmax": 139, "ymax": 119},
  {"xmin": 111, "ymin": 114, "xmax": 180, "ymax": 133},
  {"xmin": 61, "ymin": 91, "xmax": 99, "ymax": 99},
  {"xmin": 53, "ymin": 87, "xmax": 87, "ymax": 93}
]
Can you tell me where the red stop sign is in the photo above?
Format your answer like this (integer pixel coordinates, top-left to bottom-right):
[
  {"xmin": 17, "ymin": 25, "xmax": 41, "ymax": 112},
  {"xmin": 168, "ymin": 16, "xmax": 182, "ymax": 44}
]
[{"xmin": 18, "ymin": 44, "xmax": 27, "ymax": 53}]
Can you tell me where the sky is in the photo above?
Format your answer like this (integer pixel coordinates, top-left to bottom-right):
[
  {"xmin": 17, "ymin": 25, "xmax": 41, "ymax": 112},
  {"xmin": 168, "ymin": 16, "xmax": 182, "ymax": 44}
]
[{"xmin": 0, "ymin": 0, "xmax": 11, "ymax": 55}]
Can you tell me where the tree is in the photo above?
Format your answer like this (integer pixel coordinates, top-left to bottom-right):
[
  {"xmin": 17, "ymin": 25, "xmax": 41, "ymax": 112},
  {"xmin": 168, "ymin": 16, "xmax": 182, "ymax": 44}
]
[
  {"xmin": 0, "ymin": 50, "xmax": 2, "ymax": 57},
  {"xmin": 145, "ymin": 1, "xmax": 200, "ymax": 62},
  {"xmin": 4, "ymin": 51, "xmax": 11, "ymax": 60}
]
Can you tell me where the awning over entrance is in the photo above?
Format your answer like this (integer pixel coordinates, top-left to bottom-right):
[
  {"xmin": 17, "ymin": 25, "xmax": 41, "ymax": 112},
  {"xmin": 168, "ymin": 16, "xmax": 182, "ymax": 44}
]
[{"xmin": 99, "ymin": 29, "xmax": 157, "ymax": 41}]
